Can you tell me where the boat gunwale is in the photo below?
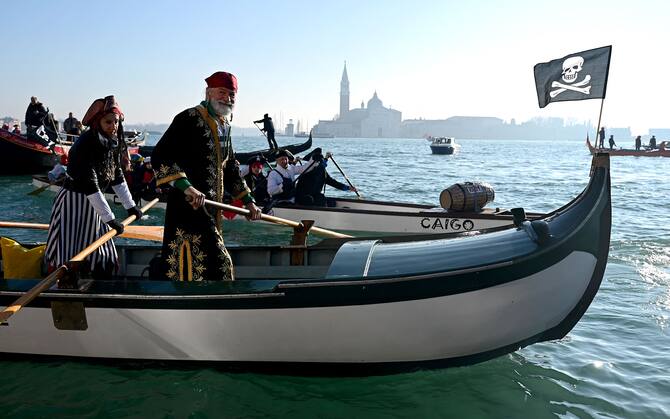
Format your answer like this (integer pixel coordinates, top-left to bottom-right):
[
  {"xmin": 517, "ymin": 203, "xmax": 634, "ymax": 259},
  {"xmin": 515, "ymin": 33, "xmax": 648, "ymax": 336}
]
[{"xmin": 0, "ymin": 129, "xmax": 54, "ymax": 155}]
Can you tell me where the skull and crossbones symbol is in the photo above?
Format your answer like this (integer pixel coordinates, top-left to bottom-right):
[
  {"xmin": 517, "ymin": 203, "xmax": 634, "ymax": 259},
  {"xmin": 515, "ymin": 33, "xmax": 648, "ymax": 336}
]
[{"xmin": 549, "ymin": 56, "xmax": 592, "ymax": 98}]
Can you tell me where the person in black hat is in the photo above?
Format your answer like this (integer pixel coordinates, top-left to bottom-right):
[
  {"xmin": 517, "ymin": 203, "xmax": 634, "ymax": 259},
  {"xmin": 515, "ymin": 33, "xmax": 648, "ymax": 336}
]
[
  {"xmin": 254, "ymin": 113, "xmax": 277, "ymax": 150},
  {"xmin": 241, "ymin": 155, "xmax": 269, "ymax": 204},
  {"xmin": 266, "ymin": 149, "xmax": 313, "ymax": 202},
  {"xmin": 295, "ymin": 148, "xmax": 357, "ymax": 206}
]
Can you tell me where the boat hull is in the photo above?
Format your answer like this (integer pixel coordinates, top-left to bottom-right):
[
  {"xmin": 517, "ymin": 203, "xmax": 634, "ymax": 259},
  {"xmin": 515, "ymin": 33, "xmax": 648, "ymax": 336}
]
[
  {"xmin": 31, "ymin": 176, "xmax": 538, "ymax": 234},
  {"xmin": 430, "ymin": 145, "xmax": 456, "ymax": 155},
  {"xmin": 269, "ymin": 200, "xmax": 531, "ymax": 234},
  {"xmin": 0, "ymin": 129, "xmax": 62, "ymax": 175},
  {"xmin": 0, "ymin": 251, "xmax": 597, "ymax": 367},
  {"xmin": 2, "ymin": 154, "xmax": 611, "ymax": 373}
]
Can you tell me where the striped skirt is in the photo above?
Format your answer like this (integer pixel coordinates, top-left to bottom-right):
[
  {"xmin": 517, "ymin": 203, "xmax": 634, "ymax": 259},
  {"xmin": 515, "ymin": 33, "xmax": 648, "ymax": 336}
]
[{"xmin": 45, "ymin": 188, "xmax": 118, "ymax": 271}]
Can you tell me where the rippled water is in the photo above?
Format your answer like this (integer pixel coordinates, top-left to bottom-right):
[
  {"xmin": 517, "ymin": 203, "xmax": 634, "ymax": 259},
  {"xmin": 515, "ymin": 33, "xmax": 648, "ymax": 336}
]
[{"xmin": 1, "ymin": 136, "xmax": 668, "ymax": 418}]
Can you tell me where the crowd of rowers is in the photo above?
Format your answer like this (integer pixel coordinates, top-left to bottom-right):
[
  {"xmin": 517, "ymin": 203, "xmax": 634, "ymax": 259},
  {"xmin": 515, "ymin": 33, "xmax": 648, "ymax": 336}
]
[
  {"xmin": 47, "ymin": 139, "xmax": 357, "ymax": 212},
  {"xmin": 41, "ymin": 70, "xmax": 358, "ymax": 285}
]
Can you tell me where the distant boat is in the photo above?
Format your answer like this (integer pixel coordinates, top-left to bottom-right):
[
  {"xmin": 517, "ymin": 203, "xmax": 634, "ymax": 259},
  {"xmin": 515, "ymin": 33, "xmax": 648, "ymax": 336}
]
[
  {"xmin": 137, "ymin": 132, "xmax": 313, "ymax": 164},
  {"xmin": 236, "ymin": 133, "xmax": 313, "ymax": 163},
  {"xmin": 586, "ymin": 137, "xmax": 669, "ymax": 157},
  {"xmin": 124, "ymin": 129, "xmax": 148, "ymax": 146},
  {"xmin": 0, "ymin": 127, "xmax": 69, "ymax": 175},
  {"xmin": 295, "ymin": 132, "xmax": 334, "ymax": 138},
  {"xmin": 429, "ymin": 137, "xmax": 460, "ymax": 155}
]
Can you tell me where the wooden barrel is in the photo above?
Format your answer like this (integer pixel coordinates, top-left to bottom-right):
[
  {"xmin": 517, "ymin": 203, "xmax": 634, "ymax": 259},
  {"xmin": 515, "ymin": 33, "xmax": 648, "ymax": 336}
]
[{"xmin": 439, "ymin": 182, "xmax": 495, "ymax": 212}]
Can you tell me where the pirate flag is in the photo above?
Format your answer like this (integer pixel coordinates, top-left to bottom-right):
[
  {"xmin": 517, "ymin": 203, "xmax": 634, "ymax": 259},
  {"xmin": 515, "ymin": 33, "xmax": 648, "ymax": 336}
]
[{"xmin": 534, "ymin": 46, "xmax": 612, "ymax": 108}]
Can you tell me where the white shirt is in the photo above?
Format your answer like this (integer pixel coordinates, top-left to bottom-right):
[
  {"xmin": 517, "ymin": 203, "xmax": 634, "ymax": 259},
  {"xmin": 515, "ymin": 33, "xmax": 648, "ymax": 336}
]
[{"xmin": 266, "ymin": 160, "xmax": 313, "ymax": 198}]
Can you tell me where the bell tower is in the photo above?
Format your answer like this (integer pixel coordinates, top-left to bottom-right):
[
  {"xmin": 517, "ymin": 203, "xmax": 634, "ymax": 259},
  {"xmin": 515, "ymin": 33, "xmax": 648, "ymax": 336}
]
[{"xmin": 339, "ymin": 61, "xmax": 349, "ymax": 119}]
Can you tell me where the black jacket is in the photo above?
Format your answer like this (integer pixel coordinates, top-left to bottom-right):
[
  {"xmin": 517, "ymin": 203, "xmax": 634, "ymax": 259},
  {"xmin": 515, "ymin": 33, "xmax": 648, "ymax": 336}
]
[
  {"xmin": 296, "ymin": 162, "xmax": 347, "ymax": 199},
  {"xmin": 64, "ymin": 129, "xmax": 126, "ymax": 195},
  {"xmin": 25, "ymin": 102, "xmax": 47, "ymax": 126},
  {"xmin": 254, "ymin": 116, "xmax": 274, "ymax": 133}
]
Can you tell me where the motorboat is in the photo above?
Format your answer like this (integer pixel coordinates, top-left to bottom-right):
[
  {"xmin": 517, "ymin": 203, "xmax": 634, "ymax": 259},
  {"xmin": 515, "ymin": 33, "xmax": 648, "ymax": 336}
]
[{"xmin": 429, "ymin": 137, "xmax": 460, "ymax": 155}]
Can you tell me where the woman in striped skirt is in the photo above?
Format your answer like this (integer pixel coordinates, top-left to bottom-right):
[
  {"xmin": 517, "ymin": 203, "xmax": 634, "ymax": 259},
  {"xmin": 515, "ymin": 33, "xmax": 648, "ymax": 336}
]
[{"xmin": 45, "ymin": 96, "xmax": 143, "ymax": 281}]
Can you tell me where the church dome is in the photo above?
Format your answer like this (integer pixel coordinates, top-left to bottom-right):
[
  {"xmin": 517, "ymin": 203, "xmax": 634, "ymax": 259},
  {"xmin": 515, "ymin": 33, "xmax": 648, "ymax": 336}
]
[{"xmin": 367, "ymin": 91, "xmax": 383, "ymax": 109}]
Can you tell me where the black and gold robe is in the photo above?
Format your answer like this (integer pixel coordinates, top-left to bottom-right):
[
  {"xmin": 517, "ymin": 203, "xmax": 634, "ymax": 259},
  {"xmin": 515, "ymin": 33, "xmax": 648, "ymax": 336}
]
[{"xmin": 152, "ymin": 105, "xmax": 252, "ymax": 281}]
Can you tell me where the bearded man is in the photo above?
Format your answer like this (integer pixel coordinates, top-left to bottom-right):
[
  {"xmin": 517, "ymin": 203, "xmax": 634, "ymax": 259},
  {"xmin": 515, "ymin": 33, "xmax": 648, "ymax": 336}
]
[{"xmin": 152, "ymin": 71, "xmax": 261, "ymax": 281}]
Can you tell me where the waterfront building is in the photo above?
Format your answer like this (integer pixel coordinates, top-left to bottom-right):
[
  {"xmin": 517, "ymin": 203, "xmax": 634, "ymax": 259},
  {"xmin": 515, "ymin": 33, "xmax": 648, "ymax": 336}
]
[{"xmin": 313, "ymin": 63, "xmax": 402, "ymax": 138}]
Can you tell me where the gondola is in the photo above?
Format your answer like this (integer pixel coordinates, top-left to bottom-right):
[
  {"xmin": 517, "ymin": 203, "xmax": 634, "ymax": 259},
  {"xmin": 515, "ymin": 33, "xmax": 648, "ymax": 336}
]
[
  {"xmin": 31, "ymin": 175, "xmax": 544, "ymax": 234},
  {"xmin": 586, "ymin": 137, "xmax": 670, "ymax": 157},
  {"xmin": 0, "ymin": 128, "xmax": 69, "ymax": 175},
  {"xmin": 1, "ymin": 153, "xmax": 611, "ymax": 374},
  {"xmin": 137, "ymin": 133, "xmax": 313, "ymax": 164}
]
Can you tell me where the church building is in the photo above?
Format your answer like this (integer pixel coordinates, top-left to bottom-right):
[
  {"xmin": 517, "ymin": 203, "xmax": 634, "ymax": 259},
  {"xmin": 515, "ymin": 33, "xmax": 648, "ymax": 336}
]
[{"xmin": 313, "ymin": 63, "xmax": 402, "ymax": 138}]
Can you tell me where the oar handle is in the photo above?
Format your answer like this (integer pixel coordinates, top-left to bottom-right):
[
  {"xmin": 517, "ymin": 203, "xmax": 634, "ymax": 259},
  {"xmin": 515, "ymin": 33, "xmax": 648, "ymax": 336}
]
[
  {"xmin": 201, "ymin": 198, "xmax": 351, "ymax": 239},
  {"xmin": 70, "ymin": 197, "xmax": 159, "ymax": 262},
  {"xmin": 0, "ymin": 198, "xmax": 160, "ymax": 325},
  {"xmin": 0, "ymin": 221, "xmax": 162, "ymax": 242},
  {"xmin": 0, "ymin": 221, "xmax": 50, "ymax": 230},
  {"xmin": 0, "ymin": 266, "xmax": 67, "ymax": 324},
  {"xmin": 328, "ymin": 155, "xmax": 362, "ymax": 198}
]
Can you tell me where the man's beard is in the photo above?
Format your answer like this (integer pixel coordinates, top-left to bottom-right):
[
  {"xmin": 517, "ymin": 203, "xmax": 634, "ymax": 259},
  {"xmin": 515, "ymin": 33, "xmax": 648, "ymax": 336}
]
[{"xmin": 211, "ymin": 100, "xmax": 234, "ymax": 117}]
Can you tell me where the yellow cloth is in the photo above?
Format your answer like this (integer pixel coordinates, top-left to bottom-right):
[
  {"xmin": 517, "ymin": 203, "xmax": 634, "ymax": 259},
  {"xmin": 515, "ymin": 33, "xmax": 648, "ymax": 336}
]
[{"xmin": 1, "ymin": 237, "xmax": 45, "ymax": 279}]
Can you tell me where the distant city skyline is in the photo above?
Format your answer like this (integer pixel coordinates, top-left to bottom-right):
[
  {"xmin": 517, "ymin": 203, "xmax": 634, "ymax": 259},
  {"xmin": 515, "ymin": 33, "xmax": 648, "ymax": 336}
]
[{"xmin": 1, "ymin": 1, "xmax": 669, "ymax": 135}]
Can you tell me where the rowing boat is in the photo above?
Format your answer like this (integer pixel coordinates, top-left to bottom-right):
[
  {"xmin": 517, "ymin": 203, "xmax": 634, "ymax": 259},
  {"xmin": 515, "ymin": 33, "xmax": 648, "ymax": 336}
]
[
  {"xmin": 1, "ymin": 153, "xmax": 611, "ymax": 374},
  {"xmin": 586, "ymin": 137, "xmax": 670, "ymax": 157},
  {"xmin": 268, "ymin": 198, "xmax": 544, "ymax": 234},
  {"xmin": 31, "ymin": 175, "xmax": 543, "ymax": 234},
  {"xmin": 0, "ymin": 128, "xmax": 69, "ymax": 175}
]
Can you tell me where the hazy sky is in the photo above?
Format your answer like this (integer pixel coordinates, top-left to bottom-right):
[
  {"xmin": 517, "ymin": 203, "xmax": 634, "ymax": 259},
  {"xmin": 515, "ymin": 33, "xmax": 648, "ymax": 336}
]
[{"xmin": 1, "ymin": 0, "xmax": 668, "ymax": 134}]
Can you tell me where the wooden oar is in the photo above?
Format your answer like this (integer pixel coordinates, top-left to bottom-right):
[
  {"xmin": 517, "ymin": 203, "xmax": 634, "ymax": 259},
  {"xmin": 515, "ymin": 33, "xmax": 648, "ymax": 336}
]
[
  {"xmin": 200, "ymin": 198, "xmax": 352, "ymax": 239},
  {"xmin": 0, "ymin": 221, "xmax": 163, "ymax": 242},
  {"xmin": 28, "ymin": 182, "xmax": 54, "ymax": 196},
  {"xmin": 328, "ymin": 155, "xmax": 362, "ymax": 199},
  {"xmin": 0, "ymin": 198, "xmax": 160, "ymax": 325}
]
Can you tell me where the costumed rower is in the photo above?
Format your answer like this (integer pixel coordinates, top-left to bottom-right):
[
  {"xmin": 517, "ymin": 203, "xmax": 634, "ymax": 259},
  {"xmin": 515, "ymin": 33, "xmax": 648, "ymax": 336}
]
[
  {"xmin": 266, "ymin": 149, "xmax": 313, "ymax": 203},
  {"xmin": 295, "ymin": 148, "xmax": 357, "ymax": 206},
  {"xmin": 151, "ymin": 71, "xmax": 262, "ymax": 282},
  {"xmin": 240, "ymin": 154, "xmax": 269, "ymax": 205},
  {"xmin": 45, "ymin": 96, "xmax": 143, "ymax": 281}
]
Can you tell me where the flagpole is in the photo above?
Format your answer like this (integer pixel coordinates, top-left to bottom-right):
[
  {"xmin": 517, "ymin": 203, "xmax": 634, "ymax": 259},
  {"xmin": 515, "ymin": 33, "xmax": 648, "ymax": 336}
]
[{"xmin": 594, "ymin": 98, "xmax": 605, "ymax": 147}]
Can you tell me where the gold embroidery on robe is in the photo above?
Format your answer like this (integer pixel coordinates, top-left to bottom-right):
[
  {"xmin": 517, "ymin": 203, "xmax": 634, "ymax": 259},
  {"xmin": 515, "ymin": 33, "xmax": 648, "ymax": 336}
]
[{"xmin": 165, "ymin": 228, "xmax": 205, "ymax": 281}]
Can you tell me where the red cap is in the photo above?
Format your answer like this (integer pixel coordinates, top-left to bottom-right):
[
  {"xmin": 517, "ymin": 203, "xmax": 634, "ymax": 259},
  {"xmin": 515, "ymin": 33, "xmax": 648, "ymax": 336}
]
[
  {"xmin": 82, "ymin": 95, "xmax": 124, "ymax": 126},
  {"xmin": 205, "ymin": 72, "xmax": 238, "ymax": 92}
]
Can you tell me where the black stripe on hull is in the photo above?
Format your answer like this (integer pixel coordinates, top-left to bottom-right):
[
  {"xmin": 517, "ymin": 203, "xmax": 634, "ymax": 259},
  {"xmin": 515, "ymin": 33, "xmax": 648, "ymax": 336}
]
[{"xmin": 0, "ymin": 326, "xmax": 569, "ymax": 376}]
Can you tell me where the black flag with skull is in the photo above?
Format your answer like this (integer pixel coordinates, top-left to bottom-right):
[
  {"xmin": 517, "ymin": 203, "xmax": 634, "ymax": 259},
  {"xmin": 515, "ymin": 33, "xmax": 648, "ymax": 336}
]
[{"xmin": 534, "ymin": 46, "xmax": 612, "ymax": 108}]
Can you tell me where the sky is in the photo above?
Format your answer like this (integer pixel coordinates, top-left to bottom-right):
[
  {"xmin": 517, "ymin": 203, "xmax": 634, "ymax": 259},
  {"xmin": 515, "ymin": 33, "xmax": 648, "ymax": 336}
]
[{"xmin": 1, "ymin": 0, "xmax": 669, "ymax": 134}]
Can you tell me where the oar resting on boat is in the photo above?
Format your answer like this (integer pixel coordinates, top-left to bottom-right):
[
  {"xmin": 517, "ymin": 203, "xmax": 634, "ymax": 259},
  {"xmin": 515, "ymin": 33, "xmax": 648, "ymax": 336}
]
[
  {"xmin": 0, "ymin": 221, "xmax": 163, "ymax": 242},
  {"xmin": 0, "ymin": 198, "xmax": 160, "ymax": 325},
  {"xmin": 195, "ymin": 197, "xmax": 352, "ymax": 239}
]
